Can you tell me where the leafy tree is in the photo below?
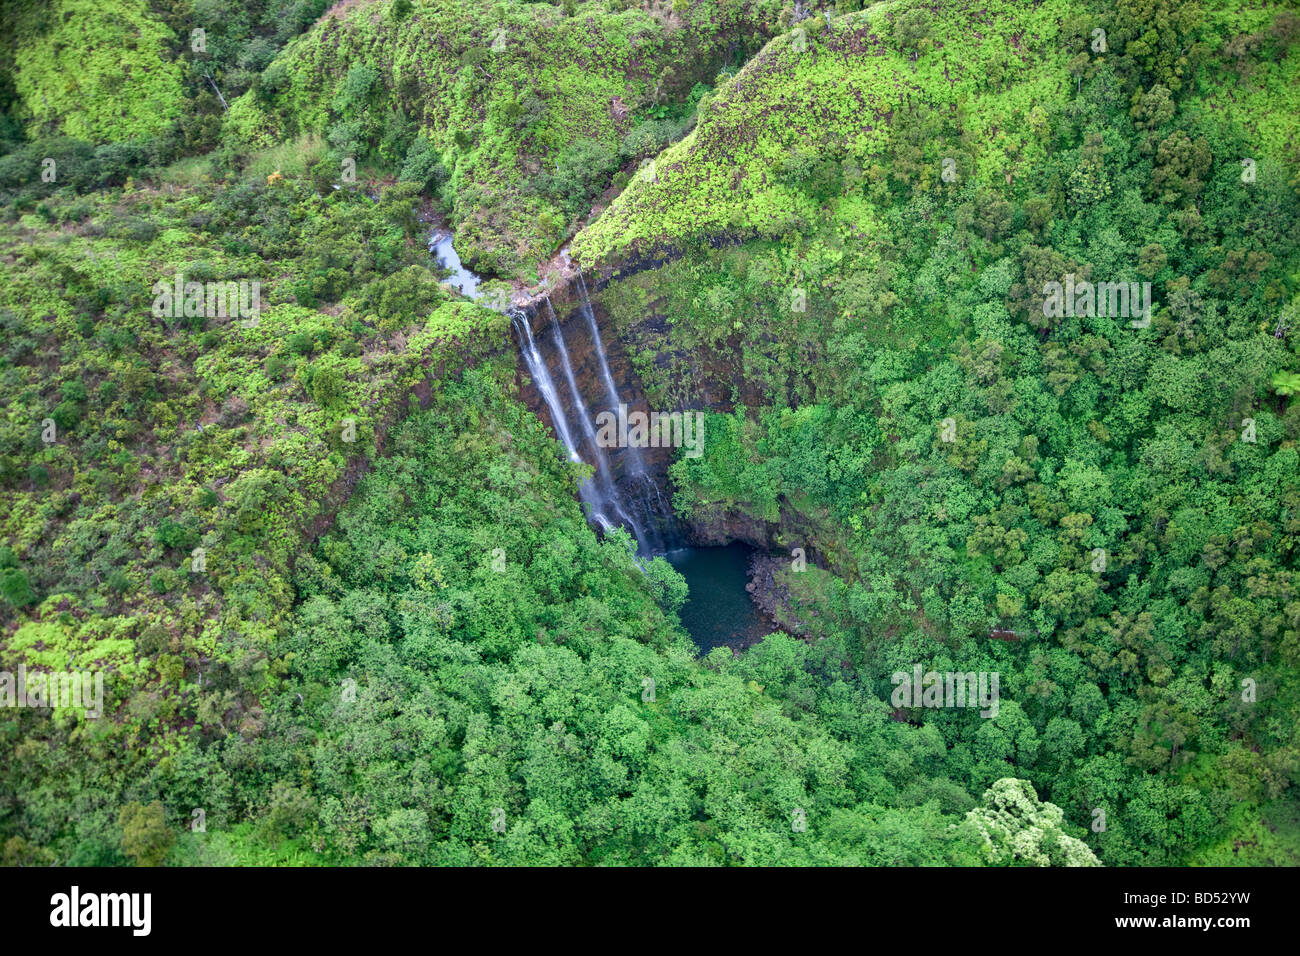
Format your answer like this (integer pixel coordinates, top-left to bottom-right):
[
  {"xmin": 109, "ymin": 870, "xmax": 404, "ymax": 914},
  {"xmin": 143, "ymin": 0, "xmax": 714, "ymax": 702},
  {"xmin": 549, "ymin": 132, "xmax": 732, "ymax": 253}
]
[
  {"xmin": 119, "ymin": 801, "xmax": 174, "ymax": 867},
  {"xmin": 965, "ymin": 778, "xmax": 1099, "ymax": 866}
]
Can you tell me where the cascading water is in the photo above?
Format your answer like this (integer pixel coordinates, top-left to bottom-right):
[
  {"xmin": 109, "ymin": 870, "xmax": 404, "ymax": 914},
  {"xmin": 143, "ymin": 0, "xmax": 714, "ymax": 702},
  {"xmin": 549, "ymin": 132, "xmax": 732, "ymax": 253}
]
[
  {"xmin": 574, "ymin": 269, "xmax": 673, "ymax": 549},
  {"xmin": 511, "ymin": 284, "xmax": 677, "ymax": 555},
  {"xmin": 431, "ymin": 232, "xmax": 671, "ymax": 555},
  {"xmin": 511, "ymin": 311, "xmax": 609, "ymax": 533},
  {"xmin": 511, "ymin": 311, "xmax": 582, "ymax": 465},
  {"xmin": 543, "ymin": 298, "xmax": 650, "ymax": 552},
  {"xmin": 574, "ymin": 270, "xmax": 623, "ymax": 422},
  {"xmin": 512, "ymin": 306, "xmax": 654, "ymax": 552},
  {"xmin": 512, "ymin": 266, "xmax": 763, "ymax": 653}
]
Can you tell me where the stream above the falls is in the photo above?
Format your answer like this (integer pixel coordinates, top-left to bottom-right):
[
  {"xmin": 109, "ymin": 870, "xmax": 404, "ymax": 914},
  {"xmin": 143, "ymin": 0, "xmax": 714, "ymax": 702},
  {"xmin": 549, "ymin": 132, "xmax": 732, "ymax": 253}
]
[{"xmin": 430, "ymin": 231, "xmax": 482, "ymax": 299}]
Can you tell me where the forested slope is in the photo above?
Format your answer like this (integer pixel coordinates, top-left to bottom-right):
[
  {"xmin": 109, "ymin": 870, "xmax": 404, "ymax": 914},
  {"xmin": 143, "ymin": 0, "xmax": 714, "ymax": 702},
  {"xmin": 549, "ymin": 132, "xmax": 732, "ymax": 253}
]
[
  {"xmin": 576, "ymin": 0, "xmax": 1300, "ymax": 864},
  {"xmin": 0, "ymin": 0, "xmax": 1297, "ymax": 866}
]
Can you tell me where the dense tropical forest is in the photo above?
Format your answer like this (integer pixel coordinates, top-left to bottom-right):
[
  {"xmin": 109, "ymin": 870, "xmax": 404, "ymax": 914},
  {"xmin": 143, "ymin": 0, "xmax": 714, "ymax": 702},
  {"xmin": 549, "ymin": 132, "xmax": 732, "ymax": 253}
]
[{"xmin": 0, "ymin": 0, "xmax": 1297, "ymax": 868}]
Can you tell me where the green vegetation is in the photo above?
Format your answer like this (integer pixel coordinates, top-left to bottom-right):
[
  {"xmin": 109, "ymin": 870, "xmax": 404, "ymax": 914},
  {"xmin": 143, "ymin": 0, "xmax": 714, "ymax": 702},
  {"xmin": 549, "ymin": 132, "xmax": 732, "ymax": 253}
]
[
  {"xmin": 586, "ymin": 0, "xmax": 1300, "ymax": 864},
  {"xmin": 223, "ymin": 0, "xmax": 786, "ymax": 276},
  {"xmin": 8, "ymin": 0, "xmax": 184, "ymax": 143},
  {"xmin": 0, "ymin": 0, "xmax": 1296, "ymax": 867},
  {"xmin": 0, "ymin": 166, "xmax": 504, "ymax": 864}
]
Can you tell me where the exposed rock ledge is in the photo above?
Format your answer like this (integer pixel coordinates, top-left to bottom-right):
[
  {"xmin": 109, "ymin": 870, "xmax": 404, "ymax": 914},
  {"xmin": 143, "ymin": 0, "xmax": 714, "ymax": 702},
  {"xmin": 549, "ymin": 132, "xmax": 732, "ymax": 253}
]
[{"xmin": 745, "ymin": 553, "xmax": 806, "ymax": 638}]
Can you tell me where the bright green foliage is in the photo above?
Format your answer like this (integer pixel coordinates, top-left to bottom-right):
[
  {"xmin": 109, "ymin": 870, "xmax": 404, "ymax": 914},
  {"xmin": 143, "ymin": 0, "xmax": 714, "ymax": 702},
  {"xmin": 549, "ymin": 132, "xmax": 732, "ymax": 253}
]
[
  {"xmin": 578, "ymin": 0, "xmax": 1300, "ymax": 866},
  {"xmin": 223, "ymin": 0, "xmax": 786, "ymax": 276},
  {"xmin": 8, "ymin": 0, "xmax": 183, "ymax": 142},
  {"xmin": 0, "ymin": 0, "xmax": 1297, "ymax": 868},
  {"xmin": 965, "ymin": 777, "xmax": 1099, "ymax": 866},
  {"xmin": 576, "ymin": 0, "xmax": 1083, "ymax": 262},
  {"xmin": 1272, "ymin": 370, "xmax": 1300, "ymax": 396}
]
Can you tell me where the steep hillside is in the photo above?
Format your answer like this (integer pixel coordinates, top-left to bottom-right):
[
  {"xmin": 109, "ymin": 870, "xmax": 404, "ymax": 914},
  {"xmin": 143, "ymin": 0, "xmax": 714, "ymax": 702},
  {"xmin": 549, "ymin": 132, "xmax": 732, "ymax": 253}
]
[
  {"xmin": 5, "ymin": 0, "xmax": 184, "ymax": 143},
  {"xmin": 0, "ymin": 174, "xmax": 506, "ymax": 863},
  {"xmin": 0, "ymin": 0, "xmax": 1297, "ymax": 869},
  {"xmin": 567, "ymin": 0, "xmax": 1300, "ymax": 864},
  {"xmin": 224, "ymin": 0, "xmax": 787, "ymax": 276},
  {"xmin": 576, "ymin": 0, "xmax": 1299, "ymax": 262}
]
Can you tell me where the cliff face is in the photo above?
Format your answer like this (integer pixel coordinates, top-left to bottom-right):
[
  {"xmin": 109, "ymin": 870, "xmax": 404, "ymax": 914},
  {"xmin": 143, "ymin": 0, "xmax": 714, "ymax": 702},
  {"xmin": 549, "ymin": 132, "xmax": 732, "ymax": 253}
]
[
  {"xmin": 513, "ymin": 282, "xmax": 684, "ymax": 551},
  {"xmin": 516, "ymin": 287, "xmax": 676, "ymax": 478},
  {"xmin": 514, "ymin": 277, "xmax": 835, "ymax": 559}
]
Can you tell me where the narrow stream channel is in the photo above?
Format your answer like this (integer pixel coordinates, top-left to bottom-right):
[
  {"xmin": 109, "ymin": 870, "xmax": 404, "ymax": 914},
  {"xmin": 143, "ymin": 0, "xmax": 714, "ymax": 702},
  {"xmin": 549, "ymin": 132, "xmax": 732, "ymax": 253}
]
[{"xmin": 430, "ymin": 230, "xmax": 481, "ymax": 299}]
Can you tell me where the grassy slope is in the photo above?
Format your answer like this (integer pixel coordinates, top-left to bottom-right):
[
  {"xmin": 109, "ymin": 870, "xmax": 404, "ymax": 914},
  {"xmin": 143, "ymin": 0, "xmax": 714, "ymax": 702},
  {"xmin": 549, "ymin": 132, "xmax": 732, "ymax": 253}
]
[
  {"xmin": 574, "ymin": 0, "xmax": 1068, "ymax": 261},
  {"xmin": 224, "ymin": 0, "xmax": 786, "ymax": 277},
  {"xmin": 5, "ymin": 0, "xmax": 184, "ymax": 142},
  {"xmin": 576, "ymin": 0, "xmax": 1299, "ymax": 263}
]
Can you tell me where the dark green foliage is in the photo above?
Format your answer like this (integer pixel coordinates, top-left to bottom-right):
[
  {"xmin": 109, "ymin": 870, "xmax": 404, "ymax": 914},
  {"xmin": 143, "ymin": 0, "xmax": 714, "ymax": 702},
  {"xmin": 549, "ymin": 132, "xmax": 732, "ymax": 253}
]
[
  {"xmin": 399, "ymin": 136, "xmax": 448, "ymax": 194},
  {"xmin": 155, "ymin": 516, "xmax": 200, "ymax": 552},
  {"xmin": 0, "ymin": 0, "xmax": 1295, "ymax": 869},
  {"xmin": 529, "ymin": 138, "xmax": 620, "ymax": 218},
  {"xmin": 0, "ymin": 566, "xmax": 36, "ymax": 607}
]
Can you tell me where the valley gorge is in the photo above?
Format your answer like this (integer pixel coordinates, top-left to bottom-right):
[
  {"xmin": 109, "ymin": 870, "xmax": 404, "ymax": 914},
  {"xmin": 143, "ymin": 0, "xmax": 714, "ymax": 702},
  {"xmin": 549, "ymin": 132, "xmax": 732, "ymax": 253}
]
[{"xmin": 1, "ymin": 0, "xmax": 1296, "ymax": 877}]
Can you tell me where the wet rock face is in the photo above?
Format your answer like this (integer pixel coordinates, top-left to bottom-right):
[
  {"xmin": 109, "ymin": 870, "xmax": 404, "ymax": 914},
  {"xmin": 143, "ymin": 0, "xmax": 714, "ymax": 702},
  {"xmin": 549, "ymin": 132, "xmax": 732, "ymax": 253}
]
[
  {"xmin": 514, "ymin": 286, "xmax": 683, "ymax": 549},
  {"xmin": 513, "ymin": 279, "xmax": 798, "ymax": 554},
  {"xmin": 529, "ymin": 295, "xmax": 678, "ymax": 479},
  {"xmin": 685, "ymin": 500, "xmax": 833, "ymax": 567},
  {"xmin": 746, "ymin": 552, "xmax": 808, "ymax": 637}
]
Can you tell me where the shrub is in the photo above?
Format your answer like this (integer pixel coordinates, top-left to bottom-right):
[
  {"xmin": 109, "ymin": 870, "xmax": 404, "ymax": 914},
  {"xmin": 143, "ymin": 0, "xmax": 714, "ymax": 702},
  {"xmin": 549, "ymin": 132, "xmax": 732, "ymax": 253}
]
[
  {"xmin": 118, "ymin": 801, "xmax": 174, "ymax": 867},
  {"xmin": 51, "ymin": 400, "xmax": 81, "ymax": 431},
  {"xmin": 644, "ymin": 556, "xmax": 688, "ymax": 616},
  {"xmin": 533, "ymin": 137, "xmax": 619, "ymax": 217},
  {"xmin": 149, "ymin": 570, "xmax": 178, "ymax": 595},
  {"xmin": 59, "ymin": 379, "xmax": 87, "ymax": 403},
  {"xmin": 286, "ymin": 332, "xmax": 317, "ymax": 356},
  {"xmin": 399, "ymin": 136, "xmax": 448, "ymax": 193},
  {"xmin": 0, "ymin": 567, "xmax": 36, "ymax": 607},
  {"xmin": 306, "ymin": 363, "xmax": 345, "ymax": 408},
  {"xmin": 155, "ymin": 517, "xmax": 199, "ymax": 551}
]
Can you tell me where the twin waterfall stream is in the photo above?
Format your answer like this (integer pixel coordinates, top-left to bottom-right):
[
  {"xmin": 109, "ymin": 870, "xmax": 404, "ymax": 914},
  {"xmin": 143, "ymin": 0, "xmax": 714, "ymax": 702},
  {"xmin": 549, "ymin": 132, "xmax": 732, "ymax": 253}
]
[
  {"xmin": 510, "ymin": 272, "xmax": 672, "ymax": 556},
  {"xmin": 509, "ymin": 275, "xmax": 772, "ymax": 652}
]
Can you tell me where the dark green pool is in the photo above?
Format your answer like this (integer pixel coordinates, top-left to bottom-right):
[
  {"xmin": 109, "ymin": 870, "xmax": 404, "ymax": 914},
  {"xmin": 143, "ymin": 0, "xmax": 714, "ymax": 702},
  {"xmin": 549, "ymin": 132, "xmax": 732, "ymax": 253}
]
[{"xmin": 665, "ymin": 543, "xmax": 775, "ymax": 655}]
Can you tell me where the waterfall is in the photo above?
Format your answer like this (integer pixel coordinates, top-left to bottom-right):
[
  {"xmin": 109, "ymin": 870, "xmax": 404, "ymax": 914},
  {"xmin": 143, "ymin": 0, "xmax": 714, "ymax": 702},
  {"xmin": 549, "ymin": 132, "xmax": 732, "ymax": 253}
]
[
  {"xmin": 512, "ymin": 307, "xmax": 653, "ymax": 553},
  {"xmin": 511, "ymin": 312, "xmax": 581, "ymax": 464},
  {"xmin": 511, "ymin": 311, "xmax": 610, "ymax": 536},
  {"xmin": 575, "ymin": 270, "xmax": 672, "ymax": 548},
  {"xmin": 511, "ymin": 271, "xmax": 679, "ymax": 555},
  {"xmin": 575, "ymin": 269, "xmax": 624, "ymax": 419},
  {"xmin": 543, "ymin": 298, "xmax": 650, "ymax": 552}
]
